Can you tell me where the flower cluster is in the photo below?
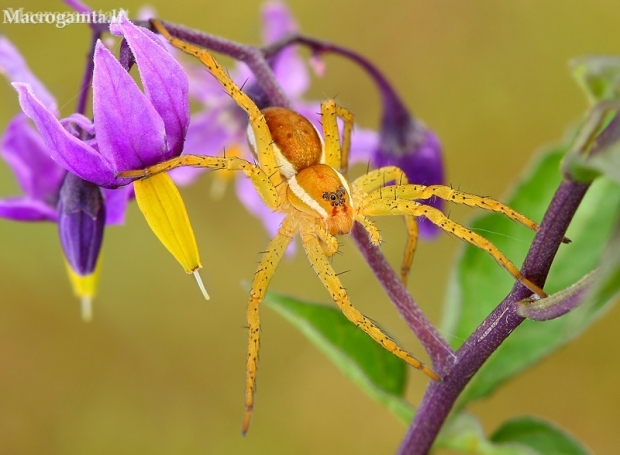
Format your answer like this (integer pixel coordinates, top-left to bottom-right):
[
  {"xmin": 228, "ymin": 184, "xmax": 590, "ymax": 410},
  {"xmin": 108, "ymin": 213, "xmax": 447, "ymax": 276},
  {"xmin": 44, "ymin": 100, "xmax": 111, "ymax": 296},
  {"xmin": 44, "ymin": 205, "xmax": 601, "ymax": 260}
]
[{"xmin": 0, "ymin": 1, "xmax": 443, "ymax": 319}]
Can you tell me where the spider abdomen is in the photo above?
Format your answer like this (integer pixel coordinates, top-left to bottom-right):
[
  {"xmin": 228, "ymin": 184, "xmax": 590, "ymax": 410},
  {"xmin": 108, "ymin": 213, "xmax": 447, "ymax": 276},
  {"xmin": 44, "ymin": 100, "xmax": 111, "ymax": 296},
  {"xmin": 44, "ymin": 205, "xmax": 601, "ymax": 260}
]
[
  {"xmin": 259, "ymin": 107, "xmax": 323, "ymax": 178},
  {"xmin": 287, "ymin": 164, "xmax": 354, "ymax": 235}
]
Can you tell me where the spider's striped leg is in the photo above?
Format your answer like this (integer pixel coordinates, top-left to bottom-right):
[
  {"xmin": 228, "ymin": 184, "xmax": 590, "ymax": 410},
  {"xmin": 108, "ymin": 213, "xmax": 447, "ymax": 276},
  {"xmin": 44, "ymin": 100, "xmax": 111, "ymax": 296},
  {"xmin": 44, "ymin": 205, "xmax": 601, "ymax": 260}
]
[
  {"xmin": 320, "ymin": 100, "xmax": 354, "ymax": 174},
  {"xmin": 243, "ymin": 216, "xmax": 298, "ymax": 434},
  {"xmin": 300, "ymin": 223, "xmax": 440, "ymax": 381},
  {"xmin": 151, "ymin": 19, "xmax": 283, "ymax": 189},
  {"xmin": 119, "ymin": 155, "xmax": 280, "ymax": 210},
  {"xmin": 354, "ymin": 166, "xmax": 419, "ymax": 285},
  {"xmin": 362, "ymin": 198, "xmax": 547, "ymax": 297},
  {"xmin": 371, "ymin": 184, "xmax": 543, "ymax": 234}
]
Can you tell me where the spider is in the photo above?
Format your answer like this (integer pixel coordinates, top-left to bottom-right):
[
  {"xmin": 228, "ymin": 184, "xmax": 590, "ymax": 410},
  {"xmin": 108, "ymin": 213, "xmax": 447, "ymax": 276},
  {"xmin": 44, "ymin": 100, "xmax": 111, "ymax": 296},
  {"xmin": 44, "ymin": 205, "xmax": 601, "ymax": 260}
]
[{"xmin": 121, "ymin": 19, "xmax": 550, "ymax": 433}]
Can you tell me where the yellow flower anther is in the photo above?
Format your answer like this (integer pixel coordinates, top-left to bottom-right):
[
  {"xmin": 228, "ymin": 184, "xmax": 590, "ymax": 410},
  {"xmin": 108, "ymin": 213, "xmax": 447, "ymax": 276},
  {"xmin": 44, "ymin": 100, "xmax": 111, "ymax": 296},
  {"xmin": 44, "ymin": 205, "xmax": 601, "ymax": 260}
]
[
  {"xmin": 65, "ymin": 256, "xmax": 102, "ymax": 322},
  {"xmin": 133, "ymin": 172, "xmax": 209, "ymax": 300}
]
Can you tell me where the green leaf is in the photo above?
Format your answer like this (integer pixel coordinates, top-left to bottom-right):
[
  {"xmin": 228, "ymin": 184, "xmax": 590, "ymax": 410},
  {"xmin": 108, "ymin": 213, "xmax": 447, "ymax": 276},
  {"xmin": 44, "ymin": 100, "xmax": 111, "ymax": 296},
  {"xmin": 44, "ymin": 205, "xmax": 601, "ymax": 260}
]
[
  {"xmin": 264, "ymin": 290, "xmax": 414, "ymax": 423},
  {"xmin": 585, "ymin": 214, "xmax": 620, "ymax": 312},
  {"xmin": 570, "ymin": 55, "xmax": 620, "ymax": 104},
  {"xmin": 491, "ymin": 416, "xmax": 591, "ymax": 455},
  {"xmin": 562, "ymin": 105, "xmax": 620, "ymax": 185},
  {"xmin": 436, "ymin": 412, "xmax": 538, "ymax": 455},
  {"xmin": 436, "ymin": 413, "xmax": 590, "ymax": 454},
  {"xmin": 442, "ymin": 143, "xmax": 620, "ymax": 408},
  {"xmin": 571, "ymin": 141, "xmax": 620, "ymax": 184}
]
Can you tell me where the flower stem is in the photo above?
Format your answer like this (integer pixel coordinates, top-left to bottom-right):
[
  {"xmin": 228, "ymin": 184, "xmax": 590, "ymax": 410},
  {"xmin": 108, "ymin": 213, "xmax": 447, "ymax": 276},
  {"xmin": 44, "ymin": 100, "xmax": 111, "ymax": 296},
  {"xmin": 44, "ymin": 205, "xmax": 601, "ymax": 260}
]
[
  {"xmin": 351, "ymin": 224, "xmax": 454, "ymax": 369},
  {"xmin": 146, "ymin": 19, "xmax": 292, "ymax": 110},
  {"xmin": 398, "ymin": 178, "xmax": 589, "ymax": 455}
]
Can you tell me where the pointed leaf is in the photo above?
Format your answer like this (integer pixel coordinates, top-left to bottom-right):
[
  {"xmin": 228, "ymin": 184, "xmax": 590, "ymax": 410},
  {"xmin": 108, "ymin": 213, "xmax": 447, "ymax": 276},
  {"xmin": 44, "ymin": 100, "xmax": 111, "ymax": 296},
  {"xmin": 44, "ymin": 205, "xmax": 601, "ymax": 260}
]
[
  {"xmin": 436, "ymin": 412, "xmax": 539, "ymax": 455},
  {"xmin": 570, "ymin": 55, "xmax": 620, "ymax": 104},
  {"xmin": 491, "ymin": 416, "xmax": 591, "ymax": 455}
]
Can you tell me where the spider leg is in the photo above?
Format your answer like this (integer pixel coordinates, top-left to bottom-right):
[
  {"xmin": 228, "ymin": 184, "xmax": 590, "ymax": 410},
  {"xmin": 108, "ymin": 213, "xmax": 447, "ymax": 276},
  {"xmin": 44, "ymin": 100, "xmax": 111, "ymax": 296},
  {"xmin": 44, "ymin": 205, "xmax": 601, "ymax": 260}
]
[
  {"xmin": 119, "ymin": 155, "xmax": 281, "ymax": 211},
  {"xmin": 369, "ymin": 184, "xmax": 541, "ymax": 233},
  {"xmin": 151, "ymin": 19, "xmax": 283, "ymax": 188},
  {"xmin": 320, "ymin": 100, "xmax": 354, "ymax": 174},
  {"xmin": 300, "ymin": 224, "xmax": 440, "ymax": 381},
  {"xmin": 354, "ymin": 166, "xmax": 418, "ymax": 285},
  {"xmin": 362, "ymin": 197, "xmax": 547, "ymax": 297},
  {"xmin": 243, "ymin": 216, "xmax": 297, "ymax": 434},
  {"xmin": 315, "ymin": 227, "xmax": 340, "ymax": 257}
]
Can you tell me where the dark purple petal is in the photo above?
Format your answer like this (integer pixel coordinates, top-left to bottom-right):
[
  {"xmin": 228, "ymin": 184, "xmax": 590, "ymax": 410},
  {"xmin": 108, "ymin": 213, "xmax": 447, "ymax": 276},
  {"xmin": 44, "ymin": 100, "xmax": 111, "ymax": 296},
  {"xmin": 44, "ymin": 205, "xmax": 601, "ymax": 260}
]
[
  {"xmin": 102, "ymin": 185, "xmax": 133, "ymax": 225},
  {"xmin": 373, "ymin": 127, "xmax": 444, "ymax": 239},
  {"xmin": 60, "ymin": 113, "xmax": 97, "ymax": 137},
  {"xmin": 1, "ymin": 113, "xmax": 65, "ymax": 202},
  {"xmin": 111, "ymin": 16, "xmax": 189, "ymax": 157},
  {"xmin": 0, "ymin": 36, "xmax": 57, "ymax": 113},
  {"xmin": 57, "ymin": 173, "xmax": 106, "ymax": 276},
  {"xmin": 0, "ymin": 196, "xmax": 58, "ymax": 221},
  {"xmin": 13, "ymin": 82, "xmax": 123, "ymax": 188},
  {"xmin": 92, "ymin": 40, "xmax": 167, "ymax": 171}
]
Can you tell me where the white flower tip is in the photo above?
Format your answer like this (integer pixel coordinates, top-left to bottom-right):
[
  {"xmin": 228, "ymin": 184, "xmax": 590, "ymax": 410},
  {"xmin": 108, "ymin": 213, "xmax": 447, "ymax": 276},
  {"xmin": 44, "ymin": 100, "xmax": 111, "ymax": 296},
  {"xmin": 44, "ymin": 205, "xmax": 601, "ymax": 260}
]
[
  {"xmin": 81, "ymin": 296, "xmax": 93, "ymax": 322},
  {"xmin": 193, "ymin": 270, "xmax": 210, "ymax": 300}
]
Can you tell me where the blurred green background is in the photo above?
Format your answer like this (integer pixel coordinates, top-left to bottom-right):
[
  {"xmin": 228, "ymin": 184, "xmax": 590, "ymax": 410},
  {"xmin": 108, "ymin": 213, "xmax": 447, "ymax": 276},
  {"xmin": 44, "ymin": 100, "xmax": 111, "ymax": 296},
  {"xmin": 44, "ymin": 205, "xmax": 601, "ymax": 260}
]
[{"xmin": 1, "ymin": 1, "xmax": 619, "ymax": 454}]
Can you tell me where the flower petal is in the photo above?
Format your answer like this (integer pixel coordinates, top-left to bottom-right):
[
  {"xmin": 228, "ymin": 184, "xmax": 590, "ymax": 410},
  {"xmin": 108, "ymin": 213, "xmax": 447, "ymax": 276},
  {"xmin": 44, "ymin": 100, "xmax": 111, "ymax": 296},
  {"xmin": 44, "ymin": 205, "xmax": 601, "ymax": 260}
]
[
  {"xmin": 102, "ymin": 185, "xmax": 133, "ymax": 225},
  {"xmin": 373, "ymin": 129, "xmax": 444, "ymax": 239},
  {"xmin": 0, "ymin": 36, "xmax": 57, "ymax": 113},
  {"xmin": 261, "ymin": 2, "xmax": 308, "ymax": 97},
  {"xmin": 13, "ymin": 82, "xmax": 122, "ymax": 188},
  {"xmin": 261, "ymin": 1, "xmax": 299, "ymax": 45},
  {"xmin": 57, "ymin": 173, "xmax": 106, "ymax": 276},
  {"xmin": 1, "ymin": 113, "xmax": 66, "ymax": 201},
  {"xmin": 0, "ymin": 196, "xmax": 58, "ymax": 221},
  {"xmin": 112, "ymin": 15, "xmax": 189, "ymax": 157},
  {"xmin": 92, "ymin": 40, "xmax": 167, "ymax": 171},
  {"xmin": 133, "ymin": 173, "xmax": 201, "ymax": 274}
]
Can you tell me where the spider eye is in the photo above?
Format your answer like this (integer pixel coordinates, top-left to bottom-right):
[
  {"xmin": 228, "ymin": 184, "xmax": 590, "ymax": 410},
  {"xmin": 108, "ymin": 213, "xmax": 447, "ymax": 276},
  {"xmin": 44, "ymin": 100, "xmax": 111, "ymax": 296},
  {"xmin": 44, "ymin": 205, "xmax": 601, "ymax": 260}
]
[
  {"xmin": 330, "ymin": 193, "xmax": 337, "ymax": 201},
  {"xmin": 322, "ymin": 192, "xmax": 329, "ymax": 200}
]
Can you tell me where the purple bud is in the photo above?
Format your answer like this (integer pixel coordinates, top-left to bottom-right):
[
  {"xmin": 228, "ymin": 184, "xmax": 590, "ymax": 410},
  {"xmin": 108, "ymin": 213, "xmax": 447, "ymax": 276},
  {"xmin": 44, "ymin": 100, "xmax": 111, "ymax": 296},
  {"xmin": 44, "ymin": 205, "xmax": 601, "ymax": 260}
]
[
  {"xmin": 57, "ymin": 173, "xmax": 106, "ymax": 276},
  {"xmin": 374, "ymin": 103, "xmax": 445, "ymax": 239}
]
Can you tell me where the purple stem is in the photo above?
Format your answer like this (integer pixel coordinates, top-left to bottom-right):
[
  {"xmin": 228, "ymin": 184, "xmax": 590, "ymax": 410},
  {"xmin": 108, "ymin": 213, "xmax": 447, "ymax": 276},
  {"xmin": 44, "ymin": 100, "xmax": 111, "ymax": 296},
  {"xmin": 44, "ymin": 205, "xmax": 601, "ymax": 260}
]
[
  {"xmin": 398, "ymin": 178, "xmax": 589, "ymax": 455},
  {"xmin": 263, "ymin": 34, "xmax": 421, "ymax": 150},
  {"xmin": 263, "ymin": 34, "xmax": 407, "ymax": 123},
  {"xmin": 145, "ymin": 20, "xmax": 292, "ymax": 110},
  {"xmin": 74, "ymin": 33, "xmax": 98, "ymax": 117},
  {"xmin": 351, "ymin": 224, "xmax": 454, "ymax": 367}
]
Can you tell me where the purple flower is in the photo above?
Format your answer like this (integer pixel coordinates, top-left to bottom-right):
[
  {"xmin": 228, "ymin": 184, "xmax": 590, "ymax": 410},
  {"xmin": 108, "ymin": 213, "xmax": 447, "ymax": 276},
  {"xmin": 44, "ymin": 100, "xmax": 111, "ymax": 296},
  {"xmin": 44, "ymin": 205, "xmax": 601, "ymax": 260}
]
[
  {"xmin": 0, "ymin": 18, "xmax": 184, "ymax": 317},
  {"xmin": 58, "ymin": 173, "xmax": 106, "ymax": 277},
  {"xmin": 0, "ymin": 114, "xmax": 65, "ymax": 221},
  {"xmin": 373, "ymin": 112, "xmax": 444, "ymax": 238},
  {"xmin": 13, "ymin": 14, "xmax": 189, "ymax": 189}
]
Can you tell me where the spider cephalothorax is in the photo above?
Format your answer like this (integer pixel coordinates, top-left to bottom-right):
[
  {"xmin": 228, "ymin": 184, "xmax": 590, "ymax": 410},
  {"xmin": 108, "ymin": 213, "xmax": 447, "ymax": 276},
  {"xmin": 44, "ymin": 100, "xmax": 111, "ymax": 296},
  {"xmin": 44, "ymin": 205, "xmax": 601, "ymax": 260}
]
[{"xmin": 121, "ymin": 19, "xmax": 551, "ymax": 433}]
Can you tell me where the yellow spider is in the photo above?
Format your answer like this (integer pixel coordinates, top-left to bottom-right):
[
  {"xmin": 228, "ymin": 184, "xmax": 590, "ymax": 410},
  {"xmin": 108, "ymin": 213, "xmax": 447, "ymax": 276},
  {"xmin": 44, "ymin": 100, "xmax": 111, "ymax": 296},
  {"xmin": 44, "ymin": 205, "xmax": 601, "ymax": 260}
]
[{"xmin": 122, "ymin": 19, "xmax": 548, "ymax": 433}]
